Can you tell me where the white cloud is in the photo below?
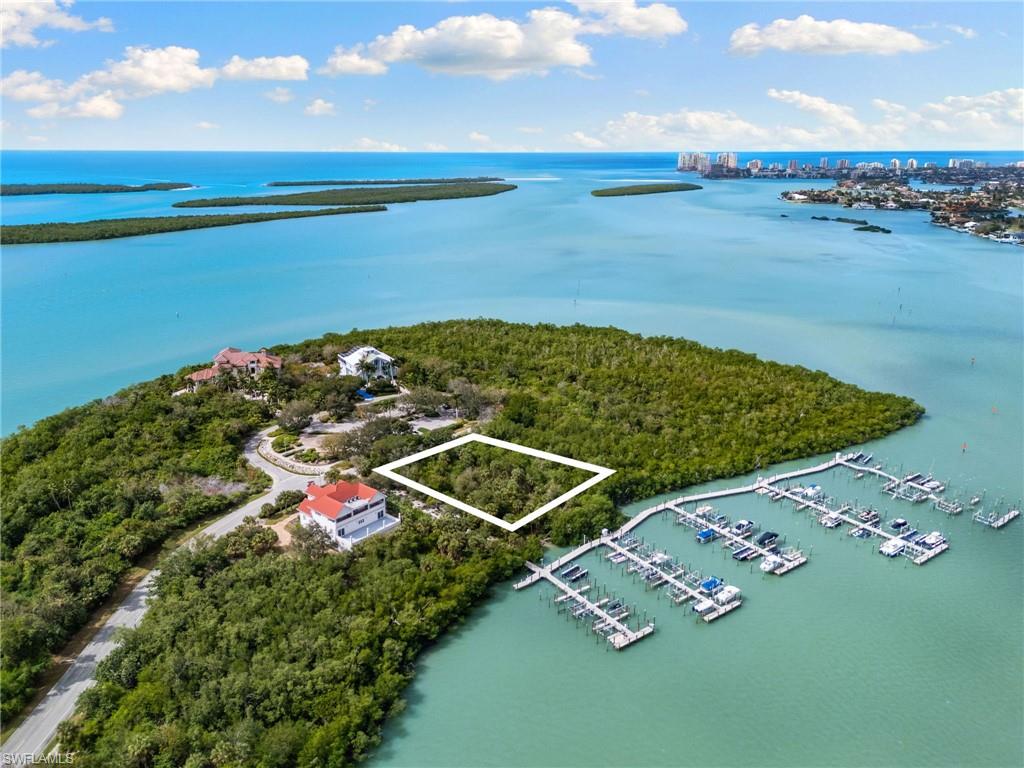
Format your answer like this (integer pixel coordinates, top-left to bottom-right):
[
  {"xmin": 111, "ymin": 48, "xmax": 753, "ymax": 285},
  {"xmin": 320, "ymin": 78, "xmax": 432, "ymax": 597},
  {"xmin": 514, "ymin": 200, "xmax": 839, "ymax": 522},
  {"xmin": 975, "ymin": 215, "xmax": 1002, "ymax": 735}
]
[
  {"xmin": 872, "ymin": 98, "xmax": 908, "ymax": 114},
  {"xmin": 566, "ymin": 130, "xmax": 606, "ymax": 149},
  {"xmin": 81, "ymin": 46, "xmax": 217, "ymax": 97},
  {"xmin": 26, "ymin": 134, "xmax": 47, "ymax": 143},
  {"xmin": 321, "ymin": 45, "xmax": 389, "ymax": 76},
  {"xmin": 320, "ymin": 3, "xmax": 688, "ymax": 81},
  {"xmin": 922, "ymin": 89, "xmax": 1023, "ymax": 139},
  {"xmin": 27, "ymin": 90, "xmax": 123, "ymax": 119},
  {"xmin": 729, "ymin": 15, "xmax": 932, "ymax": 56},
  {"xmin": 946, "ymin": 24, "xmax": 977, "ymax": 39},
  {"xmin": 304, "ymin": 97, "xmax": 335, "ymax": 116},
  {"xmin": 601, "ymin": 108, "xmax": 770, "ymax": 149},
  {"xmin": 468, "ymin": 130, "xmax": 491, "ymax": 143},
  {"xmin": 195, "ymin": 120, "xmax": 219, "ymax": 129},
  {"xmin": 0, "ymin": 70, "xmax": 69, "ymax": 101},
  {"xmin": 572, "ymin": 0, "xmax": 686, "ymax": 39},
  {"xmin": 587, "ymin": 87, "xmax": 1023, "ymax": 151},
  {"xmin": 766, "ymin": 88, "xmax": 864, "ymax": 133},
  {"xmin": 1, "ymin": 0, "xmax": 112, "ymax": 48},
  {"xmin": 264, "ymin": 86, "xmax": 293, "ymax": 103},
  {"xmin": 518, "ymin": 126, "xmax": 544, "ymax": 134},
  {"xmin": 68, "ymin": 90, "xmax": 122, "ymax": 118},
  {"xmin": 221, "ymin": 54, "xmax": 309, "ymax": 81},
  {"xmin": 424, "ymin": 142, "xmax": 449, "ymax": 151},
  {"xmin": 343, "ymin": 137, "xmax": 408, "ymax": 152},
  {"xmin": 363, "ymin": 98, "xmax": 378, "ymax": 111},
  {"xmin": 4, "ymin": 46, "xmax": 314, "ymax": 120}
]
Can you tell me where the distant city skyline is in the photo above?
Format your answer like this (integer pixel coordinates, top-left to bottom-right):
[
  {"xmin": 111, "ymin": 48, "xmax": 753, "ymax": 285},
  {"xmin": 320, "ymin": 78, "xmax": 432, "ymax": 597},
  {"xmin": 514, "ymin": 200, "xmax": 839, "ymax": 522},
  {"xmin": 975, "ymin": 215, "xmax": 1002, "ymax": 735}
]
[{"xmin": 1, "ymin": 1, "xmax": 1021, "ymax": 152}]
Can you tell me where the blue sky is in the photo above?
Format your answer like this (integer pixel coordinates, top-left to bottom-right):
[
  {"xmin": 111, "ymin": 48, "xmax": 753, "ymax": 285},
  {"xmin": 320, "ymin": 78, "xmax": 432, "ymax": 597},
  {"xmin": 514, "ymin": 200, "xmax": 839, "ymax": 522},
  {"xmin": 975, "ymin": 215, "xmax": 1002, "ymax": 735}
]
[{"xmin": 1, "ymin": 1, "xmax": 1021, "ymax": 151}]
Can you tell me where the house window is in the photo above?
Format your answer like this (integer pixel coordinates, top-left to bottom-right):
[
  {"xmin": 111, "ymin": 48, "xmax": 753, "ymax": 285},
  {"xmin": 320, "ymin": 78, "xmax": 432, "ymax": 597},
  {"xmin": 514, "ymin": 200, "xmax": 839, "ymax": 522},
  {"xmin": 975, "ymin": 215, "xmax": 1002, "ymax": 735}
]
[{"xmin": 378, "ymin": 510, "xmax": 383, "ymax": 519}]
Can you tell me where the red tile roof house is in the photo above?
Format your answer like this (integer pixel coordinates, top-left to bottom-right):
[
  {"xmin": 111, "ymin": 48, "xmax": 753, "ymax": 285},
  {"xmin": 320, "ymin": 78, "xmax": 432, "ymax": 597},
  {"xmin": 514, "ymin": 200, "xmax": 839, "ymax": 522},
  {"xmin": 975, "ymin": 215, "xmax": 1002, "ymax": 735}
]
[
  {"xmin": 186, "ymin": 347, "xmax": 283, "ymax": 391},
  {"xmin": 297, "ymin": 480, "xmax": 400, "ymax": 550}
]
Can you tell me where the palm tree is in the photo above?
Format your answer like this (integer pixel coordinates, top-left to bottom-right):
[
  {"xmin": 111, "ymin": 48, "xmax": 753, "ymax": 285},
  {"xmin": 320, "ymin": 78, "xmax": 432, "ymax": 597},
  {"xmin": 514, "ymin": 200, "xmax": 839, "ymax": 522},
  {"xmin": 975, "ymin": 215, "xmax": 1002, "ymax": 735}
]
[{"xmin": 358, "ymin": 357, "xmax": 377, "ymax": 382}]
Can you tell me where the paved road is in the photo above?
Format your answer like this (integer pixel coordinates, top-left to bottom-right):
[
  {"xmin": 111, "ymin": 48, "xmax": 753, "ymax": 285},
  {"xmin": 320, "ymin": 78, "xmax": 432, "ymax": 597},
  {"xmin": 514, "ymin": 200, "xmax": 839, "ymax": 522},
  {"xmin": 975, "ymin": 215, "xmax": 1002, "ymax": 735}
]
[{"xmin": 1, "ymin": 429, "xmax": 321, "ymax": 760}]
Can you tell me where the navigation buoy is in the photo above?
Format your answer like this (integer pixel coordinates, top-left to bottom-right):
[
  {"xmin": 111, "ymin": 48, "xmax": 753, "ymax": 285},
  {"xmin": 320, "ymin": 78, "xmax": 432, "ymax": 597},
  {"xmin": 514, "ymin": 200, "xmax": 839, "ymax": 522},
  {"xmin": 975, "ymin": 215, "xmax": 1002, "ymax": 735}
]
[{"xmin": 961, "ymin": 442, "xmax": 968, "ymax": 453}]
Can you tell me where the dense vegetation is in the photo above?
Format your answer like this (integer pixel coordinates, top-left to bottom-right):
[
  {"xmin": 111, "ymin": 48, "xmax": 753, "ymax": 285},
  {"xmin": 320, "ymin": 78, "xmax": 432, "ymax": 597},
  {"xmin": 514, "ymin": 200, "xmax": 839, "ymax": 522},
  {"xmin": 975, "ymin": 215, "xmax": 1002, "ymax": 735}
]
[
  {"xmin": 0, "ymin": 360, "xmax": 370, "ymax": 720},
  {"xmin": 3, "ymin": 320, "xmax": 924, "ymax": 758},
  {"xmin": 279, "ymin": 321, "xmax": 922, "ymax": 509},
  {"xmin": 0, "ymin": 183, "xmax": 193, "ymax": 196},
  {"xmin": 172, "ymin": 182, "xmax": 517, "ymax": 208},
  {"xmin": 59, "ymin": 512, "xmax": 537, "ymax": 767},
  {"xmin": 591, "ymin": 182, "xmax": 702, "ymax": 197},
  {"xmin": 267, "ymin": 177, "xmax": 502, "ymax": 186},
  {"xmin": 0, "ymin": 206, "xmax": 385, "ymax": 244},
  {"xmin": 854, "ymin": 224, "xmax": 892, "ymax": 234},
  {"xmin": 0, "ymin": 382, "xmax": 270, "ymax": 721},
  {"xmin": 398, "ymin": 440, "xmax": 593, "ymax": 522}
]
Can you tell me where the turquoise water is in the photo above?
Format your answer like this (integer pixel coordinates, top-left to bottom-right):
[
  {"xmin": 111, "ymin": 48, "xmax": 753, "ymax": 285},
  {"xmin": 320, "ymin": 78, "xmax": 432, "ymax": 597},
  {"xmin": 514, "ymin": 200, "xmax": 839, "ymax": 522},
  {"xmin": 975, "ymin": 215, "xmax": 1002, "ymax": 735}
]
[{"xmin": 1, "ymin": 151, "xmax": 1022, "ymax": 766}]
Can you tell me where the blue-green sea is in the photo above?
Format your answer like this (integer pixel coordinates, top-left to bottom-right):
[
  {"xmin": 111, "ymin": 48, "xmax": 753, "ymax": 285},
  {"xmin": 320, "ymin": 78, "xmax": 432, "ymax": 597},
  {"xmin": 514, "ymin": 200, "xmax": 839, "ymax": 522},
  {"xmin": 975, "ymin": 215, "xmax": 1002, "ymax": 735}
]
[{"xmin": 1, "ymin": 151, "xmax": 1021, "ymax": 767}]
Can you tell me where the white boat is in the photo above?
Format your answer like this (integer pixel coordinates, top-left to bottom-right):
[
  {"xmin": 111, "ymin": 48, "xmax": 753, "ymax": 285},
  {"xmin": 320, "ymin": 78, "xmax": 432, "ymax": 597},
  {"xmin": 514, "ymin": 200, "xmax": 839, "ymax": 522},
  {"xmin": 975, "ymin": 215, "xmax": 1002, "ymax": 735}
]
[
  {"xmin": 730, "ymin": 519, "xmax": 754, "ymax": 537},
  {"xmin": 920, "ymin": 531, "xmax": 946, "ymax": 548},
  {"xmin": 760, "ymin": 556, "xmax": 784, "ymax": 573},
  {"xmin": 714, "ymin": 586, "xmax": 741, "ymax": 605},
  {"xmin": 692, "ymin": 598, "xmax": 717, "ymax": 616},
  {"xmin": 879, "ymin": 539, "xmax": 906, "ymax": 557}
]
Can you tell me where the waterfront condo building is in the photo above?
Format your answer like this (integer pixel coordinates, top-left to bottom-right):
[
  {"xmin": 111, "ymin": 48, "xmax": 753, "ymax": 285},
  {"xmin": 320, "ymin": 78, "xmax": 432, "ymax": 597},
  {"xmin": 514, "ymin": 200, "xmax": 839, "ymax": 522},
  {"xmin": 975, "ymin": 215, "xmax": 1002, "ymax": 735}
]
[
  {"xmin": 297, "ymin": 480, "xmax": 400, "ymax": 549},
  {"xmin": 338, "ymin": 345, "xmax": 397, "ymax": 381}
]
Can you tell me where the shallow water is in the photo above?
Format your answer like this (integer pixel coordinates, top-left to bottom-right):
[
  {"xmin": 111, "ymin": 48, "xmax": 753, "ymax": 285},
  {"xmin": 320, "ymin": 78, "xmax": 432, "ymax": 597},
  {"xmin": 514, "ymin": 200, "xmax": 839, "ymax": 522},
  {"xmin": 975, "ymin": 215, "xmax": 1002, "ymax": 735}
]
[{"xmin": 1, "ymin": 151, "xmax": 1021, "ymax": 766}]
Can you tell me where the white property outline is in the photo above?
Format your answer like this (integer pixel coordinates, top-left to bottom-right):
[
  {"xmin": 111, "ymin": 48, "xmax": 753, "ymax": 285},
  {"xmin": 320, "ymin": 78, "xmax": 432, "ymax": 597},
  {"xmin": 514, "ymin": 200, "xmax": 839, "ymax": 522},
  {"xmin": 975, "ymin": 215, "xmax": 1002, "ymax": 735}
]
[{"xmin": 373, "ymin": 434, "xmax": 615, "ymax": 532}]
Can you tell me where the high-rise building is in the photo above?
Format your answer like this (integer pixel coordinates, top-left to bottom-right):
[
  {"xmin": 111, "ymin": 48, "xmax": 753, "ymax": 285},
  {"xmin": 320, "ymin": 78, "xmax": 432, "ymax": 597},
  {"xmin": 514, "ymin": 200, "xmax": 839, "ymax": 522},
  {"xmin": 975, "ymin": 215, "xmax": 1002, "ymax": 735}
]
[
  {"xmin": 746, "ymin": 159, "xmax": 762, "ymax": 171},
  {"xmin": 924, "ymin": 162, "xmax": 937, "ymax": 168},
  {"xmin": 890, "ymin": 158, "xmax": 901, "ymax": 170},
  {"xmin": 677, "ymin": 152, "xmax": 711, "ymax": 172},
  {"xmin": 837, "ymin": 158, "xmax": 850, "ymax": 170},
  {"xmin": 819, "ymin": 157, "xmax": 829, "ymax": 169},
  {"xmin": 906, "ymin": 158, "xmax": 918, "ymax": 170},
  {"xmin": 787, "ymin": 159, "xmax": 798, "ymax": 172},
  {"xmin": 948, "ymin": 158, "xmax": 961, "ymax": 168},
  {"xmin": 716, "ymin": 151, "xmax": 738, "ymax": 169}
]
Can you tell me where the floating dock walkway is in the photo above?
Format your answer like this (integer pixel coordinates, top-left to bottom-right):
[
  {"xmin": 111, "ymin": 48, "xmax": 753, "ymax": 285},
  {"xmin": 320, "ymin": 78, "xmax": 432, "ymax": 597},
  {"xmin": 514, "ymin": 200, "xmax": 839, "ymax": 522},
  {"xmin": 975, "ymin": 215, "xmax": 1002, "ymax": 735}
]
[
  {"xmin": 762, "ymin": 483, "xmax": 948, "ymax": 565},
  {"xmin": 523, "ymin": 562, "xmax": 655, "ymax": 650},
  {"xmin": 669, "ymin": 503, "xmax": 807, "ymax": 575},
  {"xmin": 603, "ymin": 540, "xmax": 742, "ymax": 622},
  {"xmin": 973, "ymin": 507, "xmax": 1021, "ymax": 529}
]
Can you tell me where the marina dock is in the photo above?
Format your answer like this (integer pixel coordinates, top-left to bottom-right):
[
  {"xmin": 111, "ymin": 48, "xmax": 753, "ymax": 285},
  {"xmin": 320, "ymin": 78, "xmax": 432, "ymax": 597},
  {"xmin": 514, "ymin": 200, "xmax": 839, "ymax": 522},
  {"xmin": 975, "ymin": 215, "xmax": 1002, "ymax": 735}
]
[
  {"xmin": 762, "ymin": 483, "xmax": 949, "ymax": 565},
  {"xmin": 670, "ymin": 503, "xmax": 807, "ymax": 575},
  {"xmin": 603, "ymin": 539, "xmax": 742, "ymax": 622},
  {"xmin": 972, "ymin": 507, "xmax": 1021, "ymax": 529},
  {"xmin": 512, "ymin": 451, "xmax": 997, "ymax": 651},
  {"xmin": 523, "ymin": 562, "xmax": 655, "ymax": 649}
]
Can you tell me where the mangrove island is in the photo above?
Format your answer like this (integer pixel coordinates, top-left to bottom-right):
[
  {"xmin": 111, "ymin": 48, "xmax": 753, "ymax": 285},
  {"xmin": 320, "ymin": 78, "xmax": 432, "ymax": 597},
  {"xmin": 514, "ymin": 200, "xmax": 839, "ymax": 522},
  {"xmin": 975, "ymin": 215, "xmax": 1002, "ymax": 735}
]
[
  {"xmin": 0, "ymin": 182, "xmax": 194, "ymax": 196},
  {"xmin": 592, "ymin": 182, "xmax": 702, "ymax": 197}
]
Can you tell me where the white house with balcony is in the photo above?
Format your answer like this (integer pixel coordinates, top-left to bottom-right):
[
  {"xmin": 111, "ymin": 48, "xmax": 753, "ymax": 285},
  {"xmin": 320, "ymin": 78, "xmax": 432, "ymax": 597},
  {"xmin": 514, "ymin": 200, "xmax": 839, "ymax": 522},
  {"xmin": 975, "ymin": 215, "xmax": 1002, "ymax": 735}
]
[
  {"xmin": 296, "ymin": 480, "xmax": 400, "ymax": 550},
  {"xmin": 338, "ymin": 345, "xmax": 396, "ymax": 382}
]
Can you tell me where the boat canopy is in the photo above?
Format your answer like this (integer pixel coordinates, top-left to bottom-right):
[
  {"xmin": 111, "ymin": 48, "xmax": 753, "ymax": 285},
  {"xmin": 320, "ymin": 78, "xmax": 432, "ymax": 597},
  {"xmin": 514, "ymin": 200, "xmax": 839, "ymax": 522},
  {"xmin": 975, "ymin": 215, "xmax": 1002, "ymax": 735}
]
[{"xmin": 700, "ymin": 577, "xmax": 722, "ymax": 592}]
